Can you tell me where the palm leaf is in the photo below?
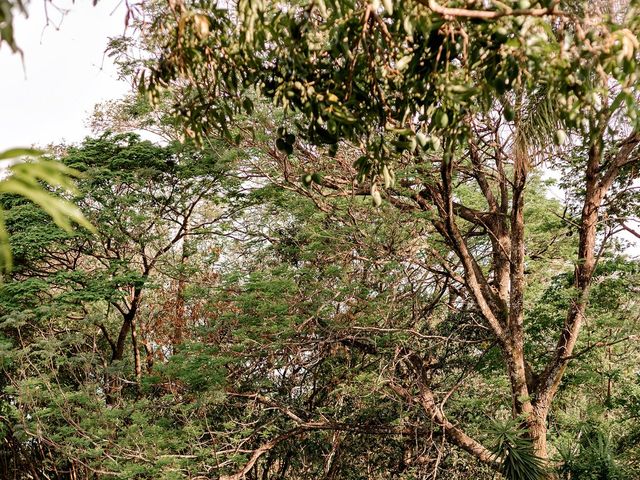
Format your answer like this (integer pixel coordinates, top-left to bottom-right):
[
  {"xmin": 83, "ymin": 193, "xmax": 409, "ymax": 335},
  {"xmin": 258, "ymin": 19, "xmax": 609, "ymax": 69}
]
[
  {"xmin": 489, "ymin": 419, "xmax": 548, "ymax": 480},
  {"xmin": 0, "ymin": 148, "xmax": 95, "ymax": 272}
]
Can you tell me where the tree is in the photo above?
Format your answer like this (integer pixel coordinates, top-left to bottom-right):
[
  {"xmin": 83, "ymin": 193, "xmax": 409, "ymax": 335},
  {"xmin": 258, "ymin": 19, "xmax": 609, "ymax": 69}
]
[
  {"xmin": 1, "ymin": 0, "xmax": 639, "ymax": 477},
  {"xmin": 0, "ymin": 148, "xmax": 93, "ymax": 271},
  {"xmin": 1, "ymin": 119, "xmax": 638, "ymax": 479},
  {"xmin": 0, "ymin": 132, "xmax": 243, "ymax": 477},
  {"xmin": 125, "ymin": 0, "xmax": 640, "ymax": 475}
]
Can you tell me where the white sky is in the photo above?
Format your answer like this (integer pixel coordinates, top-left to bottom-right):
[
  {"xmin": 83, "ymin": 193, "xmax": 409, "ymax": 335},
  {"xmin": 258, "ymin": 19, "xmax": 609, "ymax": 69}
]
[{"xmin": 0, "ymin": 0, "xmax": 131, "ymax": 151}]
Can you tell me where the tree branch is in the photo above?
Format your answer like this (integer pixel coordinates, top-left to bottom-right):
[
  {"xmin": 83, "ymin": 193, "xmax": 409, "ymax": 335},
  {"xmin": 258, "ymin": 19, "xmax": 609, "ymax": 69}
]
[{"xmin": 422, "ymin": 0, "xmax": 563, "ymax": 20}]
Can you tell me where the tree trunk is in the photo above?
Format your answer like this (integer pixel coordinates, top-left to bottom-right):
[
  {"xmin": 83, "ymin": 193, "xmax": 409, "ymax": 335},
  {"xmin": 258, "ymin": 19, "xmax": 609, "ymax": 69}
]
[
  {"xmin": 131, "ymin": 315, "xmax": 142, "ymax": 387},
  {"xmin": 172, "ymin": 234, "xmax": 189, "ymax": 348},
  {"xmin": 530, "ymin": 409, "xmax": 549, "ymax": 460},
  {"xmin": 105, "ymin": 285, "xmax": 144, "ymax": 404}
]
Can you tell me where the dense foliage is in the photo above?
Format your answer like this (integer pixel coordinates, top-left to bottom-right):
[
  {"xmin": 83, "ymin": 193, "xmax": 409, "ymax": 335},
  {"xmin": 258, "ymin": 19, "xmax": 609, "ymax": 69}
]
[{"xmin": 1, "ymin": 0, "xmax": 640, "ymax": 479}]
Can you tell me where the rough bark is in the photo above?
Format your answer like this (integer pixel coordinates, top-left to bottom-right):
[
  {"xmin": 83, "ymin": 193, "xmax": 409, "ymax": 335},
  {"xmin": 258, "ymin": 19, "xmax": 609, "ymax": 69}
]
[
  {"xmin": 418, "ymin": 387, "xmax": 499, "ymax": 469},
  {"xmin": 421, "ymin": 127, "xmax": 639, "ymax": 466},
  {"xmin": 104, "ymin": 285, "xmax": 144, "ymax": 404}
]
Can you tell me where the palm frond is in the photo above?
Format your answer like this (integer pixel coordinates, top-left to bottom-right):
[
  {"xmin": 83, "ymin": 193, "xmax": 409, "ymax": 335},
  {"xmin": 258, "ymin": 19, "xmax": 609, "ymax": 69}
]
[
  {"xmin": 514, "ymin": 86, "xmax": 566, "ymax": 171},
  {"xmin": 0, "ymin": 148, "xmax": 95, "ymax": 272},
  {"xmin": 489, "ymin": 419, "xmax": 548, "ymax": 480}
]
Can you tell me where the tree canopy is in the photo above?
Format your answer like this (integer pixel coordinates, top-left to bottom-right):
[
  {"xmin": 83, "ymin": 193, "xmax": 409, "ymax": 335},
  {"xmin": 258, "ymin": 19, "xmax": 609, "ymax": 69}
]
[{"xmin": 1, "ymin": 0, "xmax": 640, "ymax": 479}]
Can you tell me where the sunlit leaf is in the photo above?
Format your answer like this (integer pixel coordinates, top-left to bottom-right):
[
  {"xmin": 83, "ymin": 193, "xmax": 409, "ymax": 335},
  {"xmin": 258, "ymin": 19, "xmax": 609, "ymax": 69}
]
[{"xmin": 0, "ymin": 148, "xmax": 95, "ymax": 272}]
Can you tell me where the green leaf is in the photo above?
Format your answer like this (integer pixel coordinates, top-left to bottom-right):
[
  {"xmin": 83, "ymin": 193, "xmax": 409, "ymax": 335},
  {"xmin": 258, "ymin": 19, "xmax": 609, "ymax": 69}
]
[
  {"xmin": 0, "ymin": 148, "xmax": 95, "ymax": 272},
  {"xmin": 0, "ymin": 148, "xmax": 42, "ymax": 160}
]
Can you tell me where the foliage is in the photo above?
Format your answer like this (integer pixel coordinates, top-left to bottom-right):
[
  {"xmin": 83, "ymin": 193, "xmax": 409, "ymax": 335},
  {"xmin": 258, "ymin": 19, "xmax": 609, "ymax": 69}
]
[
  {"xmin": 557, "ymin": 423, "xmax": 632, "ymax": 480},
  {"xmin": 0, "ymin": 148, "xmax": 92, "ymax": 272},
  {"xmin": 0, "ymin": 132, "xmax": 244, "ymax": 477},
  {"xmin": 133, "ymin": 0, "xmax": 640, "ymax": 168},
  {"xmin": 0, "ymin": 0, "xmax": 26, "ymax": 53},
  {"xmin": 2, "ymin": 0, "xmax": 640, "ymax": 478},
  {"xmin": 489, "ymin": 420, "xmax": 547, "ymax": 480}
]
